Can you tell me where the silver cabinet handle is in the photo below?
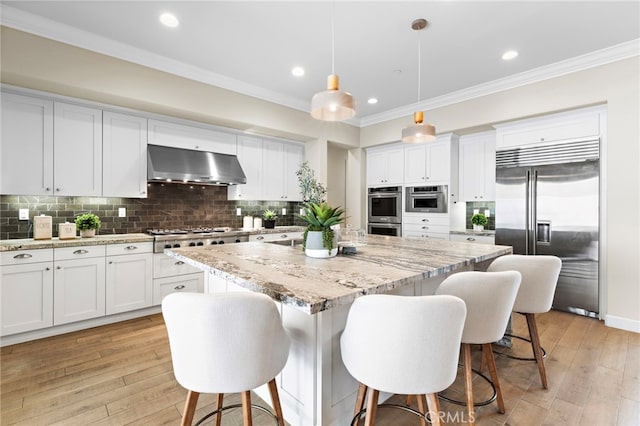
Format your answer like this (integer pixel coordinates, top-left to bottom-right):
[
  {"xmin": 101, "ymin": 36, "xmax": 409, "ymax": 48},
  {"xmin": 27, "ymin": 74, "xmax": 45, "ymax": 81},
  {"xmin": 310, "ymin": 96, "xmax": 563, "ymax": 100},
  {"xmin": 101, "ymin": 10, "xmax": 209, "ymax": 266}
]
[
  {"xmin": 56, "ymin": 266, "xmax": 62, "ymax": 270},
  {"xmin": 45, "ymin": 187, "xmax": 51, "ymax": 192},
  {"xmin": 109, "ymin": 261, "xmax": 113, "ymax": 264},
  {"xmin": 280, "ymin": 234, "xmax": 288, "ymax": 238},
  {"xmin": 13, "ymin": 253, "xmax": 33, "ymax": 259},
  {"xmin": 466, "ymin": 237, "xmax": 476, "ymax": 241},
  {"xmin": 174, "ymin": 285, "xmax": 186, "ymax": 290},
  {"xmin": 125, "ymin": 245, "xmax": 137, "ymax": 250},
  {"xmin": 56, "ymin": 188, "xmax": 61, "ymax": 192},
  {"xmin": 175, "ymin": 261, "xmax": 185, "ymax": 265},
  {"xmin": 421, "ymin": 219, "xmax": 429, "ymax": 222},
  {"xmin": 45, "ymin": 267, "xmax": 51, "ymax": 271},
  {"xmin": 73, "ymin": 249, "xmax": 89, "ymax": 255},
  {"xmin": 421, "ymin": 226, "xmax": 429, "ymax": 230},
  {"xmin": 256, "ymin": 236, "xmax": 264, "ymax": 240}
]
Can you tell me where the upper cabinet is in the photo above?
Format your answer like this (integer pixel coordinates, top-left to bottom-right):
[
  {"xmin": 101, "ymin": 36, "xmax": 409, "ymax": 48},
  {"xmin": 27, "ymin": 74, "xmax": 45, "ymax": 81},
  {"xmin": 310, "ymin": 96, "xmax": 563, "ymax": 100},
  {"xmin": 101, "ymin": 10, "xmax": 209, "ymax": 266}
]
[
  {"xmin": 458, "ymin": 131, "xmax": 496, "ymax": 202},
  {"xmin": 147, "ymin": 119, "xmax": 236, "ymax": 155},
  {"xmin": 366, "ymin": 145, "xmax": 404, "ymax": 187},
  {"xmin": 1, "ymin": 93, "xmax": 54, "ymax": 195},
  {"xmin": 228, "ymin": 136, "xmax": 304, "ymax": 201},
  {"xmin": 103, "ymin": 111, "xmax": 148, "ymax": 198},
  {"xmin": 404, "ymin": 134, "xmax": 459, "ymax": 187}
]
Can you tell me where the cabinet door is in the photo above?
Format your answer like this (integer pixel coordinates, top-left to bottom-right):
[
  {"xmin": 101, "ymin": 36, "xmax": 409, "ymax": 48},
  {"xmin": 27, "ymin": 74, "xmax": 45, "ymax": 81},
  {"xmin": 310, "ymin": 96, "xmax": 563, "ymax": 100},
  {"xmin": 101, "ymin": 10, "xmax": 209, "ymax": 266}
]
[
  {"xmin": 53, "ymin": 257, "xmax": 106, "ymax": 325},
  {"xmin": 366, "ymin": 151, "xmax": 388, "ymax": 186},
  {"xmin": 385, "ymin": 148, "xmax": 405, "ymax": 184},
  {"xmin": 284, "ymin": 142, "xmax": 304, "ymax": 201},
  {"xmin": 459, "ymin": 139, "xmax": 484, "ymax": 201},
  {"xmin": 147, "ymin": 119, "xmax": 236, "ymax": 155},
  {"xmin": 483, "ymin": 138, "xmax": 496, "ymax": 201},
  {"xmin": 228, "ymin": 136, "xmax": 262, "ymax": 200},
  {"xmin": 404, "ymin": 145, "xmax": 427, "ymax": 184},
  {"xmin": 54, "ymin": 102, "xmax": 103, "ymax": 196},
  {"xmin": 262, "ymin": 140, "xmax": 286, "ymax": 200},
  {"xmin": 1, "ymin": 263, "xmax": 54, "ymax": 336},
  {"xmin": 1, "ymin": 93, "xmax": 54, "ymax": 195},
  {"xmin": 103, "ymin": 111, "xmax": 148, "ymax": 198},
  {"xmin": 426, "ymin": 140, "xmax": 451, "ymax": 182},
  {"xmin": 153, "ymin": 274, "xmax": 204, "ymax": 305},
  {"xmin": 106, "ymin": 253, "xmax": 153, "ymax": 314}
]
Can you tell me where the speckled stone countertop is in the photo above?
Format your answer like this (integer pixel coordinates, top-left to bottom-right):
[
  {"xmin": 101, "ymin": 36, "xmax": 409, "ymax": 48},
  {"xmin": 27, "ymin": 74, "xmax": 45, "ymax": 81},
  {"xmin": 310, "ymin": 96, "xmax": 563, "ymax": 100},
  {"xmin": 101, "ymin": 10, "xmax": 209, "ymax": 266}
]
[
  {"xmin": 450, "ymin": 230, "xmax": 496, "ymax": 237},
  {"xmin": 248, "ymin": 226, "xmax": 305, "ymax": 235},
  {"xmin": 167, "ymin": 234, "xmax": 512, "ymax": 315},
  {"xmin": 0, "ymin": 233, "xmax": 154, "ymax": 251}
]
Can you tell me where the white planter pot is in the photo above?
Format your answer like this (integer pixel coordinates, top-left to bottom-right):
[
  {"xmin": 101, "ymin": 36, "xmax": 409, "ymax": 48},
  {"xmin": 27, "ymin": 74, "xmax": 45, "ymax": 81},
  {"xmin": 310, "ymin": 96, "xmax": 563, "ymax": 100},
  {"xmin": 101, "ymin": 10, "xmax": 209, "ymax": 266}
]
[
  {"xmin": 80, "ymin": 229, "xmax": 96, "ymax": 238},
  {"xmin": 473, "ymin": 224, "xmax": 484, "ymax": 232},
  {"xmin": 304, "ymin": 230, "xmax": 338, "ymax": 258}
]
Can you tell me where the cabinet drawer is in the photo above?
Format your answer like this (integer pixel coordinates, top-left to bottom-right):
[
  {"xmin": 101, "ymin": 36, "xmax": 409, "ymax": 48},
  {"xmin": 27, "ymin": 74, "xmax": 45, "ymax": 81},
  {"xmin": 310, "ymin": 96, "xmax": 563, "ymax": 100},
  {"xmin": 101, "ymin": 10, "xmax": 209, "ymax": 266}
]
[
  {"xmin": 1, "ymin": 249, "xmax": 53, "ymax": 265},
  {"xmin": 106, "ymin": 242, "xmax": 153, "ymax": 256},
  {"xmin": 403, "ymin": 215, "xmax": 450, "ymax": 226},
  {"xmin": 55, "ymin": 245, "xmax": 106, "ymax": 261},
  {"xmin": 404, "ymin": 223, "xmax": 450, "ymax": 234},
  {"xmin": 403, "ymin": 230, "xmax": 450, "ymax": 240},
  {"xmin": 154, "ymin": 253, "xmax": 202, "ymax": 278},
  {"xmin": 449, "ymin": 234, "xmax": 495, "ymax": 245},
  {"xmin": 153, "ymin": 275, "xmax": 204, "ymax": 305},
  {"xmin": 249, "ymin": 232, "xmax": 303, "ymax": 242}
]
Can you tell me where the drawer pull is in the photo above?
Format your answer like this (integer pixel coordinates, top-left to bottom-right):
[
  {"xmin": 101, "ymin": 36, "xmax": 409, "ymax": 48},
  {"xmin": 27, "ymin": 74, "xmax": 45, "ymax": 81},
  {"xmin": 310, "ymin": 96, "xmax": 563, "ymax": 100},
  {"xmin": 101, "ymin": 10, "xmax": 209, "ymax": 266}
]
[
  {"xmin": 174, "ymin": 285, "xmax": 186, "ymax": 290},
  {"xmin": 256, "ymin": 236, "xmax": 265, "ymax": 240},
  {"xmin": 73, "ymin": 249, "xmax": 89, "ymax": 255},
  {"xmin": 175, "ymin": 261, "xmax": 185, "ymax": 266},
  {"xmin": 466, "ymin": 237, "xmax": 476, "ymax": 241},
  {"xmin": 421, "ymin": 219, "xmax": 429, "ymax": 222},
  {"xmin": 280, "ymin": 234, "xmax": 288, "ymax": 238},
  {"xmin": 13, "ymin": 253, "xmax": 33, "ymax": 259},
  {"xmin": 125, "ymin": 245, "xmax": 138, "ymax": 250},
  {"xmin": 421, "ymin": 226, "xmax": 429, "ymax": 230},
  {"xmin": 45, "ymin": 267, "xmax": 51, "ymax": 271}
]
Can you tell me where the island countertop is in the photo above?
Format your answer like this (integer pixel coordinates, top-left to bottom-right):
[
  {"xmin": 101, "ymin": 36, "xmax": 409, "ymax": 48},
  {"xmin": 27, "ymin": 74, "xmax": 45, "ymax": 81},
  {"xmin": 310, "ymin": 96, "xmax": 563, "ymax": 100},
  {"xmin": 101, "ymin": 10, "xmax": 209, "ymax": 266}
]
[{"xmin": 167, "ymin": 234, "xmax": 512, "ymax": 314}]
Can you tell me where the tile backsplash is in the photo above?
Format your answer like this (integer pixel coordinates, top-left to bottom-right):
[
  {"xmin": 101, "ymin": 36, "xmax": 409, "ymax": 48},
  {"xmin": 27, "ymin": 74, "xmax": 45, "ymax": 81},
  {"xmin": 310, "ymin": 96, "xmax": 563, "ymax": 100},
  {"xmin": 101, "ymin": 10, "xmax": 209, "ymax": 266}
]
[
  {"xmin": 465, "ymin": 201, "xmax": 496, "ymax": 230},
  {"xmin": 0, "ymin": 183, "xmax": 304, "ymax": 240}
]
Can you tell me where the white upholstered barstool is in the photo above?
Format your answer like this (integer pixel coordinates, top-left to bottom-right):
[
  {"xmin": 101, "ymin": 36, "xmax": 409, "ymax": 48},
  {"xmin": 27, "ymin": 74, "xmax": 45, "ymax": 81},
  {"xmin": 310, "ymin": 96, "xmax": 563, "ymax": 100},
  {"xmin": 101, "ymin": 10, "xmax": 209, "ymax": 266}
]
[
  {"xmin": 435, "ymin": 271, "xmax": 521, "ymax": 426},
  {"xmin": 162, "ymin": 292, "xmax": 290, "ymax": 426},
  {"xmin": 340, "ymin": 294, "xmax": 467, "ymax": 426},
  {"xmin": 487, "ymin": 254, "xmax": 562, "ymax": 389}
]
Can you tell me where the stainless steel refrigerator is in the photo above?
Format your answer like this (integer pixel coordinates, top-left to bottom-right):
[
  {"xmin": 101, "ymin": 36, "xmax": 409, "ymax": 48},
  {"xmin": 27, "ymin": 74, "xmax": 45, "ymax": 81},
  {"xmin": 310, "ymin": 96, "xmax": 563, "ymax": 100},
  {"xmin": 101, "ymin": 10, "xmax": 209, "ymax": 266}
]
[{"xmin": 495, "ymin": 139, "xmax": 600, "ymax": 317}]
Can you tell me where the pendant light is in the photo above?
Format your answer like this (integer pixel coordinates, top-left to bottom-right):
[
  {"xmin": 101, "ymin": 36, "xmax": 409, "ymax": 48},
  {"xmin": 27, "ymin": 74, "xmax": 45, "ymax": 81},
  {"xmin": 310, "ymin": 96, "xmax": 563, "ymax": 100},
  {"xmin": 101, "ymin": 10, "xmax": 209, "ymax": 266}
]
[
  {"xmin": 402, "ymin": 18, "xmax": 436, "ymax": 143},
  {"xmin": 310, "ymin": 2, "xmax": 355, "ymax": 121}
]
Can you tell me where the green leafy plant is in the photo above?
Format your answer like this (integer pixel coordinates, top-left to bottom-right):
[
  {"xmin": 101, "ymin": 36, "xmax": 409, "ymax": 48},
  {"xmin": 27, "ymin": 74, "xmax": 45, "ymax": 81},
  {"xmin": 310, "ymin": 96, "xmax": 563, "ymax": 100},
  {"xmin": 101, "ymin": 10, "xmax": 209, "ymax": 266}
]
[
  {"xmin": 75, "ymin": 213, "xmax": 101, "ymax": 231},
  {"xmin": 296, "ymin": 162, "xmax": 326, "ymax": 204},
  {"xmin": 471, "ymin": 213, "xmax": 488, "ymax": 227},
  {"xmin": 262, "ymin": 209, "xmax": 278, "ymax": 220},
  {"xmin": 298, "ymin": 202, "xmax": 346, "ymax": 253}
]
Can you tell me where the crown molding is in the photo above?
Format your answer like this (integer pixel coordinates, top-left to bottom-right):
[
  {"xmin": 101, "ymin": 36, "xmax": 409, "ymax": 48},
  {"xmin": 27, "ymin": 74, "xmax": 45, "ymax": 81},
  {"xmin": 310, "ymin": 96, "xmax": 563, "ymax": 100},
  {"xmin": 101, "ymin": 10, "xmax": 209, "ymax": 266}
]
[{"xmin": 2, "ymin": 5, "xmax": 638, "ymax": 129}]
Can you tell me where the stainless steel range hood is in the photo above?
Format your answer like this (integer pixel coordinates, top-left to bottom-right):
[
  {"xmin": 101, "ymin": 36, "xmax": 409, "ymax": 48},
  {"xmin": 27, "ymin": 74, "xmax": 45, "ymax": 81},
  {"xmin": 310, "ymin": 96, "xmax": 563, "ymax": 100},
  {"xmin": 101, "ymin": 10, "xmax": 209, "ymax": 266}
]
[{"xmin": 147, "ymin": 145, "xmax": 246, "ymax": 185}]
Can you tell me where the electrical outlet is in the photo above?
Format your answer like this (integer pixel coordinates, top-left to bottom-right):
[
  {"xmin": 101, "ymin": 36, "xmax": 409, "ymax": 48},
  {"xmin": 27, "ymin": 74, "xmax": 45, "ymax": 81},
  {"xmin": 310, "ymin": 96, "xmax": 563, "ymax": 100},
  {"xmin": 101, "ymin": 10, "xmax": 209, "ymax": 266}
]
[
  {"xmin": 484, "ymin": 209, "xmax": 491, "ymax": 218},
  {"xmin": 19, "ymin": 209, "xmax": 29, "ymax": 220},
  {"xmin": 118, "ymin": 208, "xmax": 126, "ymax": 217},
  {"xmin": 236, "ymin": 208, "xmax": 242, "ymax": 216},
  {"xmin": 282, "ymin": 208, "xmax": 287, "ymax": 216}
]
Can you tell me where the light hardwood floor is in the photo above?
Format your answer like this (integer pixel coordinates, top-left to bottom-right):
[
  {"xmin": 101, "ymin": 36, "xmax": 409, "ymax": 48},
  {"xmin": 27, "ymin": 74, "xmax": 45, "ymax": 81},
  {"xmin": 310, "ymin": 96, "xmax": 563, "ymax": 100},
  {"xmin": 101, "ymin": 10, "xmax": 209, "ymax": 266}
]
[{"xmin": 1, "ymin": 310, "xmax": 638, "ymax": 425}]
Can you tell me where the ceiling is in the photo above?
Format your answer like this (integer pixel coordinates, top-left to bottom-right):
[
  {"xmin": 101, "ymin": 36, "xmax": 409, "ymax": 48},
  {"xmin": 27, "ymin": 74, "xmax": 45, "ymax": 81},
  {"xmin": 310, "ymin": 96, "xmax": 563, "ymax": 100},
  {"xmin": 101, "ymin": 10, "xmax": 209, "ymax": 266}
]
[{"xmin": 1, "ymin": 1, "xmax": 639, "ymax": 126}]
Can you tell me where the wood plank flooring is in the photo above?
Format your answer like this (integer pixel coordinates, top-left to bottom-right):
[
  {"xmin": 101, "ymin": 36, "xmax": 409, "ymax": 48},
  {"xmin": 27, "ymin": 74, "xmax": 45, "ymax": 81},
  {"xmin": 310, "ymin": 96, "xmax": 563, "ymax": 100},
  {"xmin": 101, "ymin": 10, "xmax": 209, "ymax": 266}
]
[{"xmin": 1, "ymin": 310, "xmax": 638, "ymax": 425}]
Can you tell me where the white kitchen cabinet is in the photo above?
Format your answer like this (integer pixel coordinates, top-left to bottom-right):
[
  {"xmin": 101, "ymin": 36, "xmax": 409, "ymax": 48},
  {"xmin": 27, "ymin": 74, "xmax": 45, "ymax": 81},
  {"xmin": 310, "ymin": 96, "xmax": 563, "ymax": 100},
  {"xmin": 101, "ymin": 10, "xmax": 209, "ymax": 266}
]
[
  {"xmin": 147, "ymin": 119, "xmax": 236, "ymax": 155},
  {"xmin": 458, "ymin": 131, "xmax": 496, "ymax": 202},
  {"xmin": 366, "ymin": 145, "xmax": 404, "ymax": 187},
  {"xmin": 228, "ymin": 135, "xmax": 263, "ymax": 200},
  {"xmin": 1, "ymin": 92, "xmax": 54, "ymax": 195},
  {"xmin": 0, "ymin": 249, "xmax": 54, "ymax": 336},
  {"xmin": 152, "ymin": 253, "xmax": 204, "ymax": 305},
  {"xmin": 403, "ymin": 214, "xmax": 450, "ymax": 240},
  {"xmin": 53, "ymin": 102, "xmax": 103, "ymax": 196},
  {"xmin": 103, "ymin": 111, "xmax": 148, "ymax": 198},
  {"xmin": 105, "ymin": 243, "xmax": 153, "ymax": 315},
  {"xmin": 262, "ymin": 140, "xmax": 304, "ymax": 201},
  {"xmin": 449, "ymin": 233, "xmax": 495, "ymax": 245},
  {"xmin": 53, "ymin": 246, "xmax": 106, "ymax": 325},
  {"xmin": 404, "ymin": 134, "xmax": 459, "ymax": 186}
]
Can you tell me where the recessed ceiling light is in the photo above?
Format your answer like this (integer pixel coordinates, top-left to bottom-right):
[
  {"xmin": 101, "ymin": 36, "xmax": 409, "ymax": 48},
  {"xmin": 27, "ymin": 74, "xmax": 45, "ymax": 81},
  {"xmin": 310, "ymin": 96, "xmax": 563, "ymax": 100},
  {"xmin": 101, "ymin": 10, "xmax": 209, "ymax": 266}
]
[
  {"xmin": 502, "ymin": 50, "xmax": 519, "ymax": 61},
  {"xmin": 159, "ymin": 12, "xmax": 179, "ymax": 28},
  {"xmin": 367, "ymin": 98, "xmax": 378, "ymax": 105},
  {"xmin": 291, "ymin": 66, "xmax": 305, "ymax": 77}
]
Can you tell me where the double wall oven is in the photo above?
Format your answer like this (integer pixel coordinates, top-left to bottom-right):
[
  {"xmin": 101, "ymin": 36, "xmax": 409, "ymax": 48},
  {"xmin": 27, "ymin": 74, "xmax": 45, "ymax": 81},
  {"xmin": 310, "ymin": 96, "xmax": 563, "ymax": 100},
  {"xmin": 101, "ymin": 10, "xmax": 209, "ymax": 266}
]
[{"xmin": 367, "ymin": 186, "xmax": 402, "ymax": 236}]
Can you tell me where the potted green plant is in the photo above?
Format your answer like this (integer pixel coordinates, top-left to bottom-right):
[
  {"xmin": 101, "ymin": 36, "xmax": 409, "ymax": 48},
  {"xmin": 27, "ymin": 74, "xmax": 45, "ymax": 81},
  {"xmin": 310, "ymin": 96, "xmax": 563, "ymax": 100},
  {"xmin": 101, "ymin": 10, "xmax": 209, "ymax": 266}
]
[
  {"xmin": 263, "ymin": 209, "xmax": 278, "ymax": 229},
  {"xmin": 75, "ymin": 213, "xmax": 101, "ymax": 238},
  {"xmin": 471, "ymin": 213, "xmax": 488, "ymax": 232},
  {"xmin": 298, "ymin": 202, "xmax": 346, "ymax": 258}
]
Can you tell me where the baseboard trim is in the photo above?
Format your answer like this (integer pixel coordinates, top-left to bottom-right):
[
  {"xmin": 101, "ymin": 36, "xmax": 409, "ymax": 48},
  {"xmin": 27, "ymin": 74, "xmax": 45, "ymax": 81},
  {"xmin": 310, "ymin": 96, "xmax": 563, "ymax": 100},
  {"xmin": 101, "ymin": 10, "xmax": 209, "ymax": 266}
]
[{"xmin": 604, "ymin": 314, "xmax": 640, "ymax": 333}]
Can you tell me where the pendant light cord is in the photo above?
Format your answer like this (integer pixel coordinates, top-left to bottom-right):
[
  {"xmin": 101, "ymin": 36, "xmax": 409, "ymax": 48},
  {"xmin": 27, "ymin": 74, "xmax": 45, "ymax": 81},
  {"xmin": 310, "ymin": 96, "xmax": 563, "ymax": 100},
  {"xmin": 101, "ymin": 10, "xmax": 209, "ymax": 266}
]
[
  {"xmin": 331, "ymin": 1, "xmax": 335, "ymax": 75},
  {"xmin": 417, "ymin": 27, "xmax": 422, "ymax": 104}
]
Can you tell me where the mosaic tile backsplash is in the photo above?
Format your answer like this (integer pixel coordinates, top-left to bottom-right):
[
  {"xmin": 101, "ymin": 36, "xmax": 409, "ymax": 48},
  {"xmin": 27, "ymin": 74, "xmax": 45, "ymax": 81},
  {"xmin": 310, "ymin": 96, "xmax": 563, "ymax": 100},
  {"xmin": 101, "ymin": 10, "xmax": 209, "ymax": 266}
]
[{"xmin": 0, "ymin": 183, "xmax": 305, "ymax": 240}]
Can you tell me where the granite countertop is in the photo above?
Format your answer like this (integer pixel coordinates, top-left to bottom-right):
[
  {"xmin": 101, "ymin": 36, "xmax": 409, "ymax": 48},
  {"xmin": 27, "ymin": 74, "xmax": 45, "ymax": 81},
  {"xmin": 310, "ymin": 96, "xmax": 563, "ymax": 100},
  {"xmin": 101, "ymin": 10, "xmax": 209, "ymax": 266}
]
[
  {"xmin": 167, "ymin": 234, "xmax": 512, "ymax": 315},
  {"xmin": 0, "ymin": 233, "xmax": 154, "ymax": 251},
  {"xmin": 248, "ymin": 226, "xmax": 306, "ymax": 235},
  {"xmin": 450, "ymin": 229, "xmax": 496, "ymax": 237}
]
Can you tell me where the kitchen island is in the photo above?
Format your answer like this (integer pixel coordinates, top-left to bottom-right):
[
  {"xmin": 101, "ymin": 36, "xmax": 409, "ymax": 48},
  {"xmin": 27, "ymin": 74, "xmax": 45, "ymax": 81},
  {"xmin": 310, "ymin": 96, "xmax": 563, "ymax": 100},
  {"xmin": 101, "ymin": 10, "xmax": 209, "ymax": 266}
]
[{"xmin": 167, "ymin": 235, "xmax": 511, "ymax": 426}]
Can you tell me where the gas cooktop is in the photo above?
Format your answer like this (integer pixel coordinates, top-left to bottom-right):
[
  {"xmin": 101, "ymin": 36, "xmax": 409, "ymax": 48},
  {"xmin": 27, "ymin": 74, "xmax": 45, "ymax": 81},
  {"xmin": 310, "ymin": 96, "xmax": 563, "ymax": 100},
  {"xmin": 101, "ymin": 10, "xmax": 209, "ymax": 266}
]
[{"xmin": 147, "ymin": 227, "xmax": 250, "ymax": 252}]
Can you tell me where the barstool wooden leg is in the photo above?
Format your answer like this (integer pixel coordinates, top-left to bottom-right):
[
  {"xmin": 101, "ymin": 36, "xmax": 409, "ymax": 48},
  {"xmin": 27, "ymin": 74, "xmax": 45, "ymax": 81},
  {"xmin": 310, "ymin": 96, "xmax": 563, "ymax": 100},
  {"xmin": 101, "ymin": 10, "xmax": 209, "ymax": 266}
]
[
  {"xmin": 482, "ymin": 343, "xmax": 505, "ymax": 413},
  {"xmin": 181, "ymin": 390, "xmax": 199, "ymax": 426},
  {"xmin": 364, "ymin": 388, "xmax": 379, "ymax": 426},
  {"xmin": 525, "ymin": 313, "xmax": 548, "ymax": 389},
  {"xmin": 241, "ymin": 390, "xmax": 253, "ymax": 426},
  {"xmin": 267, "ymin": 378, "xmax": 285, "ymax": 426},
  {"xmin": 405, "ymin": 394, "xmax": 414, "ymax": 406},
  {"xmin": 354, "ymin": 383, "xmax": 368, "ymax": 417},
  {"xmin": 216, "ymin": 393, "xmax": 224, "ymax": 426},
  {"xmin": 463, "ymin": 343, "xmax": 476, "ymax": 426},
  {"xmin": 425, "ymin": 393, "xmax": 442, "ymax": 426},
  {"xmin": 416, "ymin": 394, "xmax": 428, "ymax": 426}
]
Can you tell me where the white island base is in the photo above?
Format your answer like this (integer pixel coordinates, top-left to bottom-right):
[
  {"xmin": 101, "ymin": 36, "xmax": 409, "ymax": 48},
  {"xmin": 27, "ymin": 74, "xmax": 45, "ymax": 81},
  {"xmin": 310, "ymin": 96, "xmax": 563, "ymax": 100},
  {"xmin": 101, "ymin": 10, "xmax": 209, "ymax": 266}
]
[{"xmin": 206, "ymin": 266, "xmax": 472, "ymax": 426}]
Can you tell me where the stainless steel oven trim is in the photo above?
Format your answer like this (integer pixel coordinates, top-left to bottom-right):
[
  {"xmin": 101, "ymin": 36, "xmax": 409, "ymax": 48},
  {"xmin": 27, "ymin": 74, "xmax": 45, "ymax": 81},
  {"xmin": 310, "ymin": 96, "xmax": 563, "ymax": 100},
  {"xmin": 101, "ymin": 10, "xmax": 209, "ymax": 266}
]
[
  {"xmin": 405, "ymin": 185, "xmax": 448, "ymax": 213},
  {"xmin": 367, "ymin": 222, "xmax": 402, "ymax": 236},
  {"xmin": 367, "ymin": 187, "xmax": 403, "ymax": 224}
]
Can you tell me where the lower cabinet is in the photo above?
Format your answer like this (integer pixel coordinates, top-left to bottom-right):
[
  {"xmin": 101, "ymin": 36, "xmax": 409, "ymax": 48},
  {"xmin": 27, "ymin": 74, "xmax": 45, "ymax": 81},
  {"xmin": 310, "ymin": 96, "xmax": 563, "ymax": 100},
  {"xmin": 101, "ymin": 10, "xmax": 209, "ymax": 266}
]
[
  {"xmin": 1, "ymin": 250, "xmax": 54, "ymax": 336},
  {"xmin": 449, "ymin": 233, "xmax": 495, "ymax": 245},
  {"xmin": 152, "ymin": 253, "xmax": 204, "ymax": 305},
  {"xmin": 403, "ymin": 214, "xmax": 450, "ymax": 240},
  {"xmin": 106, "ymin": 243, "xmax": 153, "ymax": 315}
]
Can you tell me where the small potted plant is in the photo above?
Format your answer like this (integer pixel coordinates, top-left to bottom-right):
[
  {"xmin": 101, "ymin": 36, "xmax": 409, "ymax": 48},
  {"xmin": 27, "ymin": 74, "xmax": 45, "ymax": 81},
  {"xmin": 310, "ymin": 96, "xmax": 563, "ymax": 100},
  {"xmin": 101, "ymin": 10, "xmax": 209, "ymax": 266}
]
[
  {"xmin": 298, "ymin": 202, "xmax": 346, "ymax": 258},
  {"xmin": 75, "ymin": 213, "xmax": 101, "ymax": 238},
  {"xmin": 471, "ymin": 213, "xmax": 488, "ymax": 232},
  {"xmin": 263, "ymin": 210, "xmax": 278, "ymax": 229}
]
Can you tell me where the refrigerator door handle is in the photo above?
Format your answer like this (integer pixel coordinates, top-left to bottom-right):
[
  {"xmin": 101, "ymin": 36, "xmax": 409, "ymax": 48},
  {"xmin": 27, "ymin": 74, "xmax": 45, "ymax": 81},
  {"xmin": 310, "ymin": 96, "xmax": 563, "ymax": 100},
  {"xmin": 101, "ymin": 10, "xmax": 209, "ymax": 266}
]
[
  {"xmin": 525, "ymin": 169, "xmax": 530, "ymax": 253},
  {"xmin": 531, "ymin": 169, "xmax": 538, "ymax": 255}
]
